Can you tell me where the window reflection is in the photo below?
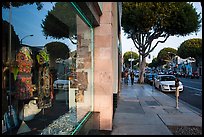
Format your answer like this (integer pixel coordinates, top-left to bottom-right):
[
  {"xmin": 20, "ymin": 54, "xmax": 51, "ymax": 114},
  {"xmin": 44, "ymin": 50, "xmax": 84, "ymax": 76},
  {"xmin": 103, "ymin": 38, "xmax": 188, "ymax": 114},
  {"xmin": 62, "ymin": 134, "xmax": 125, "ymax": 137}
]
[{"xmin": 2, "ymin": 2, "xmax": 93, "ymax": 135}]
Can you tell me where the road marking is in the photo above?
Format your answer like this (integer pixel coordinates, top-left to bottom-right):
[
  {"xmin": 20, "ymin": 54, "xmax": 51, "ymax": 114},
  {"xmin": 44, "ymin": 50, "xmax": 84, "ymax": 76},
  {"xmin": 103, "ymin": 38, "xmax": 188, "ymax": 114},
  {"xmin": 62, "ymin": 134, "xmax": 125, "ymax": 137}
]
[
  {"xmin": 182, "ymin": 80, "xmax": 201, "ymax": 84},
  {"xmin": 184, "ymin": 85, "xmax": 202, "ymax": 91},
  {"xmin": 194, "ymin": 93, "xmax": 202, "ymax": 96}
]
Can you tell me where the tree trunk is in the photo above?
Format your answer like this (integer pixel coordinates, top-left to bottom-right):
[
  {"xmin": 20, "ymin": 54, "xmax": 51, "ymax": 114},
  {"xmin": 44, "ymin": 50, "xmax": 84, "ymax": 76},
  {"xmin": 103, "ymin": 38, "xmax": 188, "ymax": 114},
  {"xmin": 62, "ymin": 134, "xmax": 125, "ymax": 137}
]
[{"xmin": 138, "ymin": 56, "xmax": 146, "ymax": 84}]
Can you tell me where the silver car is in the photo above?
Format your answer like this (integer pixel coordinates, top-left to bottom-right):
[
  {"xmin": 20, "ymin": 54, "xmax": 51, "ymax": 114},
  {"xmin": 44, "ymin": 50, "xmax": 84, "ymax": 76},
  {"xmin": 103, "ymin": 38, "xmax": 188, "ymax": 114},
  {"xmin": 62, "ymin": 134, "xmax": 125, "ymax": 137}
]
[
  {"xmin": 53, "ymin": 79, "xmax": 69, "ymax": 90},
  {"xmin": 154, "ymin": 75, "xmax": 183, "ymax": 92}
]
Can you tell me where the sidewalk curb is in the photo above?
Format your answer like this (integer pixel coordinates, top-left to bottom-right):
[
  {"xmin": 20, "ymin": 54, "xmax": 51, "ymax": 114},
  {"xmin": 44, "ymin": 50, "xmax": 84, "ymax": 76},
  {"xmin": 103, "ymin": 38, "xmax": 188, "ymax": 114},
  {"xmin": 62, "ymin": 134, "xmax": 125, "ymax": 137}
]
[
  {"xmin": 149, "ymin": 84, "xmax": 202, "ymax": 117},
  {"xmin": 167, "ymin": 95, "xmax": 202, "ymax": 117},
  {"xmin": 113, "ymin": 83, "xmax": 202, "ymax": 135}
]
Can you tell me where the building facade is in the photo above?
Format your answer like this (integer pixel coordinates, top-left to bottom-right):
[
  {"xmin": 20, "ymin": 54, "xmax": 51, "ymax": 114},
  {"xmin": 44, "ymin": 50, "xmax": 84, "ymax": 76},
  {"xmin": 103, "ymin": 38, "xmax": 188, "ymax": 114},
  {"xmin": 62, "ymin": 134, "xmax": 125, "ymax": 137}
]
[
  {"xmin": 169, "ymin": 56, "xmax": 197, "ymax": 76},
  {"xmin": 2, "ymin": 2, "xmax": 122, "ymax": 135}
]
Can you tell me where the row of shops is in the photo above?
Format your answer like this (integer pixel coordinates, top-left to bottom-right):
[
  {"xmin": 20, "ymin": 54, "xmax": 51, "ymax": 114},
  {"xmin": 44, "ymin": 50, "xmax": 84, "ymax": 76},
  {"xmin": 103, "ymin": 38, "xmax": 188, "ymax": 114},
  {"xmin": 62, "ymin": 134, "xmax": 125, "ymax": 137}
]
[
  {"xmin": 166, "ymin": 56, "xmax": 202, "ymax": 76},
  {"xmin": 2, "ymin": 2, "xmax": 122, "ymax": 135}
]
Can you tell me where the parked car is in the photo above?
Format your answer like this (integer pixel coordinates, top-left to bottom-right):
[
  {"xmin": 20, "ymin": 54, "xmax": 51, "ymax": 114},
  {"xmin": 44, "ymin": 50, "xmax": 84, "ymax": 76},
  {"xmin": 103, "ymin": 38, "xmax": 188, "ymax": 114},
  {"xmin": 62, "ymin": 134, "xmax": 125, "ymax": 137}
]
[
  {"xmin": 154, "ymin": 75, "xmax": 183, "ymax": 92},
  {"xmin": 179, "ymin": 72, "xmax": 187, "ymax": 78},
  {"xmin": 144, "ymin": 73, "xmax": 157, "ymax": 85},
  {"xmin": 158, "ymin": 71, "xmax": 165, "ymax": 75},
  {"xmin": 53, "ymin": 79, "xmax": 69, "ymax": 90},
  {"xmin": 191, "ymin": 71, "xmax": 199, "ymax": 79},
  {"xmin": 175, "ymin": 72, "xmax": 181, "ymax": 77}
]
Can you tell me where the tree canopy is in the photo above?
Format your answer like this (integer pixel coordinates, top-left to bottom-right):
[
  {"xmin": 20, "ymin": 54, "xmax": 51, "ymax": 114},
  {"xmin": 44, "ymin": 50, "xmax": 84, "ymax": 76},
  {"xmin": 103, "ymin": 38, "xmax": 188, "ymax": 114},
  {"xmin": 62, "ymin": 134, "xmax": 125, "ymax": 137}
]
[
  {"xmin": 123, "ymin": 51, "xmax": 139, "ymax": 69},
  {"xmin": 41, "ymin": 2, "xmax": 77, "ymax": 44},
  {"xmin": 2, "ymin": 2, "xmax": 43, "ymax": 10},
  {"xmin": 2, "ymin": 20, "xmax": 20, "ymax": 65},
  {"xmin": 122, "ymin": 2, "xmax": 201, "ymax": 57},
  {"xmin": 157, "ymin": 47, "xmax": 177, "ymax": 66},
  {"xmin": 44, "ymin": 41, "xmax": 70, "ymax": 68},
  {"xmin": 45, "ymin": 41, "xmax": 70, "ymax": 60},
  {"xmin": 148, "ymin": 57, "xmax": 158, "ymax": 68},
  {"xmin": 122, "ymin": 2, "xmax": 201, "ymax": 83},
  {"xmin": 177, "ymin": 38, "xmax": 202, "ymax": 63}
]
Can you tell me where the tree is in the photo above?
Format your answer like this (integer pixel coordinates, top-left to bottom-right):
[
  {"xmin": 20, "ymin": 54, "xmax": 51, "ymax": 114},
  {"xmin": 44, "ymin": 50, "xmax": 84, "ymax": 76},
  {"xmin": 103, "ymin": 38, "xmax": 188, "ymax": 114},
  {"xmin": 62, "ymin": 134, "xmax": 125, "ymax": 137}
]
[
  {"xmin": 177, "ymin": 38, "xmax": 202, "ymax": 66},
  {"xmin": 148, "ymin": 57, "xmax": 159, "ymax": 68},
  {"xmin": 2, "ymin": 2, "xmax": 43, "ymax": 63},
  {"xmin": 44, "ymin": 42, "xmax": 70, "ymax": 68},
  {"xmin": 157, "ymin": 47, "xmax": 177, "ymax": 66},
  {"xmin": 2, "ymin": 2, "xmax": 43, "ymax": 10},
  {"xmin": 2, "ymin": 20, "xmax": 21, "ymax": 65},
  {"xmin": 123, "ymin": 51, "xmax": 139, "ymax": 69},
  {"xmin": 122, "ymin": 2, "xmax": 201, "ymax": 83},
  {"xmin": 41, "ymin": 2, "xmax": 77, "ymax": 44}
]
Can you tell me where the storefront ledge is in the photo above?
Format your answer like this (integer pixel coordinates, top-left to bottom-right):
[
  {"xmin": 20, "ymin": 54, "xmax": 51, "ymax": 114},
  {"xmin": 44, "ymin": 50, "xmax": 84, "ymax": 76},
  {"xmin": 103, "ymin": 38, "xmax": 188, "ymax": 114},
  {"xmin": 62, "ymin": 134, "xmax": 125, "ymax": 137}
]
[{"xmin": 73, "ymin": 112, "xmax": 100, "ymax": 135}]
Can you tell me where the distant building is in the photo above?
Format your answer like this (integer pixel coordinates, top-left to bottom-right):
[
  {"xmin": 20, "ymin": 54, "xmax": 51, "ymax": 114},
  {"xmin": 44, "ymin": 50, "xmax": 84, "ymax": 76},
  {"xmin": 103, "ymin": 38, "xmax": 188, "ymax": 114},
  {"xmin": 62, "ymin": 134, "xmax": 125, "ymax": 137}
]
[{"xmin": 169, "ymin": 55, "xmax": 196, "ymax": 75}]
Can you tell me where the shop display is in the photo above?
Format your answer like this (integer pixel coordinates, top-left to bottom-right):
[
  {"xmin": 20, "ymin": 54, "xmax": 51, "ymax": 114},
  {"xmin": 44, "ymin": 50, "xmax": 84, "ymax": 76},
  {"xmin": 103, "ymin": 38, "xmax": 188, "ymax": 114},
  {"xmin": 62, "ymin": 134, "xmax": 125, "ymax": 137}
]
[
  {"xmin": 17, "ymin": 121, "xmax": 31, "ymax": 134},
  {"xmin": 75, "ymin": 89, "xmax": 84, "ymax": 102},
  {"xmin": 2, "ymin": 65, "xmax": 9, "ymax": 117},
  {"xmin": 15, "ymin": 47, "xmax": 36, "ymax": 100},
  {"xmin": 3, "ymin": 105, "xmax": 18, "ymax": 130},
  {"xmin": 76, "ymin": 71, "xmax": 88, "ymax": 91},
  {"xmin": 2, "ymin": 2, "xmax": 93, "ymax": 135},
  {"xmin": 36, "ymin": 48, "xmax": 53, "ymax": 109},
  {"xmin": 41, "ymin": 107, "xmax": 77, "ymax": 135},
  {"xmin": 75, "ymin": 71, "xmax": 88, "ymax": 102},
  {"xmin": 15, "ymin": 47, "xmax": 35, "ymax": 134},
  {"xmin": 2, "ymin": 119, "xmax": 7, "ymax": 133},
  {"xmin": 19, "ymin": 100, "xmax": 41, "ymax": 121}
]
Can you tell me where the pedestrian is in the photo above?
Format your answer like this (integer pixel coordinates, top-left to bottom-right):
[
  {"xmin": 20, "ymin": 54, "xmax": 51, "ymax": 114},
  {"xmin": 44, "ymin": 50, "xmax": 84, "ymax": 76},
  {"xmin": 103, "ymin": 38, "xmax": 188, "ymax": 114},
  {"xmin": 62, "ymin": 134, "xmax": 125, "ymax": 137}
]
[
  {"xmin": 130, "ymin": 71, "xmax": 135, "ymax": 85},
  {"xmin": 124, "ymin": 70, "xmax": 129, "ymax": 85}
]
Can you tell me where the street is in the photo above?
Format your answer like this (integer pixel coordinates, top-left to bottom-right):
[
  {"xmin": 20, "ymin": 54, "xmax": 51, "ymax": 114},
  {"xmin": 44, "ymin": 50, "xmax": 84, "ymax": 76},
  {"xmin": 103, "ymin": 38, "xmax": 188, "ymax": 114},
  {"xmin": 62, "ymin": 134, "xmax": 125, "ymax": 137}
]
[{"xmin": 164, "ymin": 77, "xmax": 202, "ymax": 112}]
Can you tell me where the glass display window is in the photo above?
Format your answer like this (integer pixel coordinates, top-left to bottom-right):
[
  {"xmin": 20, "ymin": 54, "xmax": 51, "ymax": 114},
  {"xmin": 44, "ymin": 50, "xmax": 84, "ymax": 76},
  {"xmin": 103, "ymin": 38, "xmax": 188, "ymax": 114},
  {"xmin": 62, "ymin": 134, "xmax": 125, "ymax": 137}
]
[{"xmin": 2, "ymin": 2, "xmax": 93, "ymax": 135}]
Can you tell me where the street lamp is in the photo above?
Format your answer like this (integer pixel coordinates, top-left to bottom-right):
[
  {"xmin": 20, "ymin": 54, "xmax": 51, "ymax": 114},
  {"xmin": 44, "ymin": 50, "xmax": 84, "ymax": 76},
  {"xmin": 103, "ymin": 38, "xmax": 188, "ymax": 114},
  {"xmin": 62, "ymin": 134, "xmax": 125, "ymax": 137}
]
[{"xmin": 20, "ymin": 34, "xmax": 34, "ymax": 45}]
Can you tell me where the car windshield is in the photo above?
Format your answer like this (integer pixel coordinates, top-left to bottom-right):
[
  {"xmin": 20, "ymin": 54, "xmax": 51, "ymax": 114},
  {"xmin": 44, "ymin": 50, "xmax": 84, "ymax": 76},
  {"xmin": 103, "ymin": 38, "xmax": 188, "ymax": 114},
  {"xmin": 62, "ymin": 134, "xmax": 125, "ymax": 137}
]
[{"xmin": 160, "ymin": 76, "xmax": 175, "ymax": 81}]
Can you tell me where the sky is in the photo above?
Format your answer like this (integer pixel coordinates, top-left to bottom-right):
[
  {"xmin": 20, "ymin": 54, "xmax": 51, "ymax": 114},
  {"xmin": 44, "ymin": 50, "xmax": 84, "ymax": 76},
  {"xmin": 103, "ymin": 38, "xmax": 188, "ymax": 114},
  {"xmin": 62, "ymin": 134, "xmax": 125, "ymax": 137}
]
[
  {"xmin": 121, "ymin": 2, "xmax": 202, "ymax": 63},
  {"xmin": 2, "ymin": 2, "xmax": 202, "ymax": 61},
  {"xmin": 2, "ymin": 2, "xmax": 76, "ymax": 51}
]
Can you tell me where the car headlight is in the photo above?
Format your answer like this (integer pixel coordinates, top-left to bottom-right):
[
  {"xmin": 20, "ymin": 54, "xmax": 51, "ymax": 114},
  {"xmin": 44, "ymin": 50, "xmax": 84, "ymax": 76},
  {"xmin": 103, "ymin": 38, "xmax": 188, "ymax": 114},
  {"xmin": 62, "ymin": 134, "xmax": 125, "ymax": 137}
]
[{"xmin": 162, "ymin": 84, "xmax": 169, "ymax": 89}]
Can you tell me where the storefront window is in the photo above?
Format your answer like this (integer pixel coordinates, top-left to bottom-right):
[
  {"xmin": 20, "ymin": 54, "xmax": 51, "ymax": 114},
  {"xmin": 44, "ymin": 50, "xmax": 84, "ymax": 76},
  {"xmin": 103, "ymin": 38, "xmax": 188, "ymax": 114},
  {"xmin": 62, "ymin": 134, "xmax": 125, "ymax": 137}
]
[{"xmin": 2, "ymin": 2, "xmax": 93, "ymax": 135}]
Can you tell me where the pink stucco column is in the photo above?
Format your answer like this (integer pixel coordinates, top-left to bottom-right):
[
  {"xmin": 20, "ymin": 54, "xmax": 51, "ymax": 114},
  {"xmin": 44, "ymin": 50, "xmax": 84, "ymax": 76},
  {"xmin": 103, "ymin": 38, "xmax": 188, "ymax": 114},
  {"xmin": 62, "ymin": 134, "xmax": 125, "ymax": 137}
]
[{"xmin": 94, "ymin": 2, "xmax": 118, "ymax": 130}]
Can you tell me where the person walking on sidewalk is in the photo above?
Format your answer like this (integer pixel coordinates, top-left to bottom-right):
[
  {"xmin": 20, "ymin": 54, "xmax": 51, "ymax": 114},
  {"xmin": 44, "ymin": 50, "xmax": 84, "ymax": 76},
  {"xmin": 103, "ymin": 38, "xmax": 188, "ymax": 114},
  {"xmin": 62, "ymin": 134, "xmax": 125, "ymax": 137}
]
[
  {"xmin": 124, "ymin": 70, "xmax": 129, "ymax": 85},
  {"xmin": 130, "ymin": 71, "xmax": 135, "ymax": 85}
]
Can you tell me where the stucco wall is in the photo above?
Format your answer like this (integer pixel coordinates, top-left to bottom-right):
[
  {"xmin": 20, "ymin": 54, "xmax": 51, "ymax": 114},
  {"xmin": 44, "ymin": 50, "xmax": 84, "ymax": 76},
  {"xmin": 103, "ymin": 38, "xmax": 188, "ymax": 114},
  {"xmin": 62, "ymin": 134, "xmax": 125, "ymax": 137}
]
[{"xmin": 94, "ymin": 2, "xmax": 118, "ymax": 130}]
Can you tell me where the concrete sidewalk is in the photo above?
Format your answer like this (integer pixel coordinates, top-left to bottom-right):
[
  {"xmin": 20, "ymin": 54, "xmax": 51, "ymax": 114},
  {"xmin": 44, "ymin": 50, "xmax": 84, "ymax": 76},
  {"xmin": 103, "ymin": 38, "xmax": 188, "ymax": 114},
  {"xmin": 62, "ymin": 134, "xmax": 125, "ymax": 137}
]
[{"xmin": 111, "ymin": 82, "xmax": 202, "ymax": 135}]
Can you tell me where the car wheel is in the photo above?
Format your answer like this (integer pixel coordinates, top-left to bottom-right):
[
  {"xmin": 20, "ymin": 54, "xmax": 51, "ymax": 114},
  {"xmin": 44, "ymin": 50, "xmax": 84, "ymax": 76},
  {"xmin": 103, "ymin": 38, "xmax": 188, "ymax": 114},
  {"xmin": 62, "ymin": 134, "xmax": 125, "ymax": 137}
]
[
  {"xmin": 159, "ymin": 85, "xmax": 162, "ymax": 91},
  {"xmin": 154, "ymin": 84, "xmax": 157, "ymax": 89}
]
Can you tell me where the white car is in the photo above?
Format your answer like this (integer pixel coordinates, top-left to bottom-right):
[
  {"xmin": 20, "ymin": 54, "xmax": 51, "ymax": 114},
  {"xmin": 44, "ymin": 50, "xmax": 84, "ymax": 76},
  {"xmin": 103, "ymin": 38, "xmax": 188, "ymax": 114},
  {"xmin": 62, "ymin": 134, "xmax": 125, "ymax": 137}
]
[
  {"xmin": 154, "ymin": 75, "xmax": 183, "ymax": 92},
  {"xmin": 53, "ymin": 79, "xmax": 69, "ymax": 90}
]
